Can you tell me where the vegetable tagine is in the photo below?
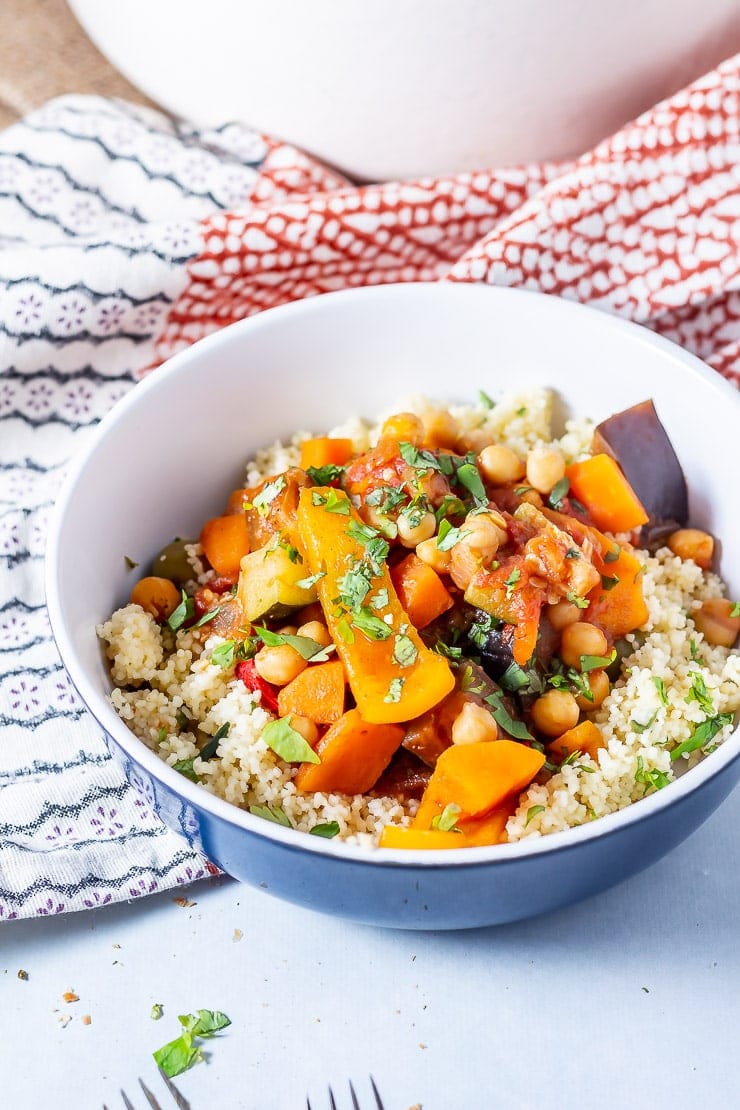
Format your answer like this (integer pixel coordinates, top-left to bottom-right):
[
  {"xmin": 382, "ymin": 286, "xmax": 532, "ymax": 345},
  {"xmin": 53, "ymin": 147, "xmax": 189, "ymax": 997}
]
[{"xmin": 102, "ymin": 393, "xmax": 740, "ymax": 849}]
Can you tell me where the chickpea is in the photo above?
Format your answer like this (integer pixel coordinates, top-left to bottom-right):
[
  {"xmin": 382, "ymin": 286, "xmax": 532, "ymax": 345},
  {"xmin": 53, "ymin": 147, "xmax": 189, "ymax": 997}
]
[
  {"xmin": 415, "ymin": 536, "xmax": 452, "ymax": 574},
  {"xmin": 288, "ymin": 715, "xmax": 319, "ymax": 747},
  {"xmin": 254, "ymin": 644, "xmax": 307, "ymax": 685},
  {"xmin": 478, "ymin": 444, "xmax": 526, "ymax": 485},
  {"xmin": 423, "ymin": 408, "xmax": 458, "ymax": 448},
  {"xmin": 693, "ymin": 598, "xmax": 740, "ymax": 648},
  {"xmin": 456, "ymin": 427, "xmax": 494, "ymax": 456},
  {"xmin": 451, "ymin": 701, "xmax": 500, "ymax": 745},
  {"xmin": 276, "ymin": 624, "xmax": 297, "ymax": 637},
  {"xmin": 525, "ymin": 445, "xmax": 566, "ymax": 495},
  {"xmin": 668, "ymin": 528, "xmax": 714, "ymax": 570},
  {"xmin": 575, "ymin": 668, "xmax": 611, "ymax": 711},
  {"xmin": 449, "ymin": 513, "xmax": 504, "ymax": 590},
  {"xmin": 295, "ymin": 601, "xmax": 324, "ymax": 626},
  {"xmin": 531, "ymin": 689, "xmax": 580, "ymax": 737},
  {"xmin": 381, "ymin": 411, "xmax": 424, "ymax": 445},
  {"xmin": 397, "ymin": 510, "xmax": 437, "ymax": 548},
  {"xmin": 547, "ymin": 598, "xmax": 583, "ymax": 632},
  {"xmin": 296, "ymin": 620, "xmax": 332, "ymax": 647},
  {"xmin": 560, "ymin": 621, "xmax": 609, "ymax": 670}
]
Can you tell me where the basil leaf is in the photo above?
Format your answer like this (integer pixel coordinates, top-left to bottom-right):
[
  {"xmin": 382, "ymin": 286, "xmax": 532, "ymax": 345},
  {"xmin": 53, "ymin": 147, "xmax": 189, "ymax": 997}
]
[
  {"xmin": 580, "ymin": 650, "xmax": 617, "ymax": 673},
  {"xmin": 190, "ymin": 1010, "xmax": 232, "ymax": 1037},
  {"xmin": 255, "ymin": 626, "xmax": 335, "ymax": 661},
  {"xmin": 199, "ymin": 722, "xmax": 230, "ymax": 761},
  {"xmin": 211, "ymin": 640, "xmax": 236, "ymax": 668},
  {"xmin": 263, "ymin": 717, "xmax": 320, "ymax": 764},
  {"xmin": 167, "ymin": 589, "xmax": 194, "ymax": 631},
  {"xmin": 249, "ymin": 803, "xmax": 292, "ymax": 828},
  {"xmin": 309, "ymin": 821, "xmax": 341, "ymax": 838},
  {"xmin": 484, "ymin": 692, "xmax": 534, "ymax": 741},
  {"xmin": 153, "ymin": 1033, "xmax": 201, "ymax": 1077}
]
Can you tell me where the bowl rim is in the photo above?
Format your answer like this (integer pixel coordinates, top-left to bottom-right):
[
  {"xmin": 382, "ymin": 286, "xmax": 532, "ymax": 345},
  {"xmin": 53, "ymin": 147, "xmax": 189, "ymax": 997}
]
[{"xmin": 45, "ymin": 282, "xmax": 740, "ymax": 869}]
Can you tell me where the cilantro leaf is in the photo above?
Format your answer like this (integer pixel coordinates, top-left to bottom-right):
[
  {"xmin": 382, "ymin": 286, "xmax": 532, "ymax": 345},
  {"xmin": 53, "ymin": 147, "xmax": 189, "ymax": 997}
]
[
  {"xmin": 653, "ymin": 676, "xmax": 668, "ymax": 707},
  {"xmin": 311, "ymin": 489, "xmax": 350, "ymax": 514},
  {"xmin": 455, "ymin": 461, "xmax": 487, "ymax": 505},
  {"xmin": 504, "ymin": 566, "xmax": 521, "ymax": 596},
  {"xmin": 685, "ymin": 671, "xmax": 715, "ymax": 716},
  {"xmin": 252, "ymin": 475, "xmax": 286, "ymax": 517},
  {"xmin": 730, "ymin": 602, "xmax": 740, "ymax": 618},
  {"xmin": 199, "ymin": 722, "xmax": 230, "ymax": 761},
  {"xmin": 351, "ymin": 607, "xmax": 393, "ymax": 641},
  {"xmin": 671, "ymin": 713, "xmax": 733, "ymax": 761},
  {"xmin": 172, "ymin": 759, "xmax": 198, "ymax": 782},
  {"xmin": 580, "ymin": 650, "xmax": 617, "ymax": 673},
  {"xmin": 484, "ymin": 692, "xmax": 534, "ymax": 741},
  {"xmin": 525, "ymin": 804, "xmax": 545, "ymax": 827},
  {"xmin": 392, "ymin": 633, "xmax": 418, "ymax": 668},
  {"xmin": 437, "ymin": 518, "xmax": 468, "ymax": 551},
  {"xmin": 603, "ymin": 545, "xmax": 621, "ymax": 564},
  {"xmin": 384, "ymin": 677, "xmax": 405, "ymax": 703},
  {"xmin": 192, "ymin": 606, "xmax": 222, "ymax": 630},
  {"xmin": 153, "ymin": 1034, "xmax": 201, "ymax": 1077},
  {"xmin": 399, "ymin": 442, "xmax": 442, "ymax": 471},
  {"xmin": 262, "ymin": 717, "xmax": 320, "ymax": 764},
  {"xmin": 547, "ymin": 478, "xmax": 570, "ymax": 510},
  {"xmin": 369, "ymin": 588, "xmax": 389, "ymax": 611},
  {"xmin": 305, "ymin": 463, "xmax": 345, "ymax": 485},
  {"xmin": 167, "ymin": 589, "xmax": 195, "ymax": 631},
  {"xmin": 211, "ymin": 640, "xmax": 236, "ymax": 668},
  {"xmin": 189, "ymin": 1010, "xmax": 232, "ymax": 1037},
  {"xmin": 255, "ymin": 626, "xmax": 335, "ymax": 662},
  {"xmin": 431, "ymin": 803, "xmax": 462, "ymax": 832},
  {"xmin": 566, "ymin": 591, "xmax": 589, "ymax": 610},
  {"xmin": 295, "ymin": 570, "xmax": 326, "ymax": 590}
]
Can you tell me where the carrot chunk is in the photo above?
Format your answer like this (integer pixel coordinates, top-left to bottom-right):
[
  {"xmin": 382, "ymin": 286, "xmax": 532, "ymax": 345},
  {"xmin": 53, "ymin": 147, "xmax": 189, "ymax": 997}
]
[
  {"xmin": 299, "ymin": 437, "xmax": 355, "ymax": 471},
  {"xmin": 565, "ymin": 454, "xmax": 649, "ymax": 533},
  {"xmin": 547, "ymin": 720, "xmax": 605, "ymax": 762},
  {"xmin": 277, "ymin": 660, "xmax": 346, "ymax": 724},
  {"xmin": 200, "ymin": 515, "xmax": 250, "ymax": 577},
  {"xmin": 390, "ymin": 554, "xmax": 454, "ymax": 630},
  {"xmin": 294, "ymin": 709, "xmax": 404, "ymax": 794}
]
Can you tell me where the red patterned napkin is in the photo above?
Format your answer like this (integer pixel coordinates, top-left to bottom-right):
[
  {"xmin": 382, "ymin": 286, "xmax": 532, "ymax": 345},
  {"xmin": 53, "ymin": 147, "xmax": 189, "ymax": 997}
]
[{"xmin": 0, "ymin": 54, "xmax": 737, "ymax": 921}]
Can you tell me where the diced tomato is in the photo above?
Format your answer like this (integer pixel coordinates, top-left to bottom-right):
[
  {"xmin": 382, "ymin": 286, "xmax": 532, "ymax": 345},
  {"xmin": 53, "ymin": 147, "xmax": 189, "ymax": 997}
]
[{"xmin": 235, "ymin": 659, "xmax": 279, "ymax": 713}]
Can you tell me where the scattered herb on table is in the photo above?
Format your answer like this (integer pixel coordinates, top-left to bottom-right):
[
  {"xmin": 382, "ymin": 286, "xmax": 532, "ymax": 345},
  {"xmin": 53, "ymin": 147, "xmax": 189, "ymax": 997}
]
[{"xmin": 153, "ymin": 1009, "xmax": 231, "ymax": 1078}]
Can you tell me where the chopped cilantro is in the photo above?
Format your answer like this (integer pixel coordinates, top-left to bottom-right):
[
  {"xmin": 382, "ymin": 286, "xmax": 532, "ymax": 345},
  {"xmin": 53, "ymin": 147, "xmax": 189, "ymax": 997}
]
[
  {"xmin": 211, "ymin": 640, "xmax": 236, "ymax": 668},
  {"xmin": 431, "ymin": 803, "xmax": 462, "ymax": 833},
  {"xmin": 346, "ymin": 519, "xmax": 389, "ymax": 572},
  {"xmin": 311, "ymin": 489, "xmax": 350, "ymax": 514},
  {"xmin": 685, "ymin": 671, "xmax": 715, "ymax": 716},
  {"xmin": 295, "ymin": 570, "xmax": 326, "ymax": 590},
  {"xmin": 369, "ymin": 588, "xmax": 389, "ymax": 610},
  {"xmin": 515, "ymin": 406, "xmax": 527, "ymax": 417},
  {"xmin": 467, "ymin": 610, "xmax": 502, "ymax": 649},
  {"xmin": 484, "ymin": 691, "xmax": 534, "ymax": 741},
  {"xmin": 399, "ymin": 441, "xmax": 443, "ymax": 471},
  {"xmin": 366, "ymin": 484, "xmax": 408, "ymax": 515},
  {"xmin": 601, "ymin": 574, "xmax": 620, "ymax": 591},
  {"xmin": 631, "ymin": 712, "xmax": 657, "ymax": 734},
  {"xmin": 309, "ymin": 821, "xmax": 341, "ymax": 838},
  {"xmin": 455, "ymin": 462, "xmax": 488, "ymax": 506},
  {"xmin": 123, "ymin": 555, "xmax": 139, "ymax": 570},
  {"xmin": 565, "ymin": 548, "xmax": 581, "ymax": 560},
  {"xmin": 336, "ymin": 617, "xmax": 355, "ymax": 644},
  {"xmin": 437, "ymin": 518, "xmax": 467, "ymax": 551},
  {"xmin": 249, "ymin": 803, "xmax": 292, "ymax": 827},
  {"xmin": 151, "ymin": 1003, "xmax": 163, "ymax": 1021},
  {"xmin": 392, "ymin": 633, "xmax": 418, "ymax": 668},
  {"xmin": 278, "ymin": 538, "xmax": 302, "ymax": 564},
  {"xmin": 504, "ymin": 566, "xmax": 521, "ymax": 596},
  {"xmin": 547, "ymin": 478, "xmax": 570, "ymax": 510},
  {"xmin": 435, "ymin": 494, "xmax": 467, "ymax": 523},
  {"xmin": 730, "ymin": 602, "xmax": 740, "ymax": 618},
  {"xmin": 499, "ymin": 662, "xmax": 531, "ymax": 693},
  {"xmin": 252, "ymin": 475, "xmax": 286, "ymax": 517},
  {"xmin": 566, "ymin": 591, "xmax": 589, "ymax": 610},
  {"xmin": 433, "ymin": 640, "xmax": 463, "ymax": 661},
  {"xmin": 167, "ymin": 589, "xmax": 195, "ymax": 631},
  {"xmin": 460, "ymin": 665, "xmax": 486, "ymax": 694},
  {"xmin": 384, "ymin": 677, "xmax": 405, "ymax": 703},
  {"xmin": 263, "ymin": 717, "xmax": 320, "ymax": 764},
  {"xmin": 478, "ymin": 389, "xmax": 495, "ymax": 410},
  {"xmin": 652, "ymin": 677, "xmax": 668, "ymax": 707},
  {"xmin": 525, "ymin": 805, "xmax": 545, "ymax": 827},
  {"xmin": 513, "ymin": 485, "xmax": 535, "ymax": 497},
  {"xmin": 351, "ymin": 607, "xmax": 393, "ymax": 641},
  {"xmin": 689, "ymin": 639, "xmax": 703, "ymax": 663},
  {"xmin": 336, "ymin": 563, "xmax": 373, "ymax": 609},
  {"xmin": 604, "ymin": 545, "xmax": 621, "ymax": 564},
  {"xmin": 305, "ymin": 463, "xmax": 345, "ymax": 485},
  {"xmin": 671, "ymin": 713, "xmax": 733, "ymax": 761},
  {"xmin": 635, "ymin": 756, "xmax": 671, "ymax": 791}
]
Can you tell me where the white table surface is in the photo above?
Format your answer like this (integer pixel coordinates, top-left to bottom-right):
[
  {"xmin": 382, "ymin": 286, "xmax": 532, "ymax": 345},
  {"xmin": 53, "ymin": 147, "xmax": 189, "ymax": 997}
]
[{"xmin": 4, "ymin": 785, "xmax": 740, "ymax": 1110}]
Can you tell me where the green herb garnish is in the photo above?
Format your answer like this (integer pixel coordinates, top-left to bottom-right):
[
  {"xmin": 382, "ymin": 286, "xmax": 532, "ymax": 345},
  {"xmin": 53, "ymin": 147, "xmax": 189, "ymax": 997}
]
[
  {"xmin": 255, "ymin": 626, "xmax": 335, "ymax": 662},
  {"xmin": 211, "ymin": 640, "xmax": 236, "ymax": 668},
  {"xmin": 635, "ymin": 756, "xmax": 671, "ymax": 791},
  {"xmin": 295, "ymin": 570, "xmax": 326, "ymax": 590},
  {"xmin": 730, "ymin": 602, "xmax": 740, "ymax": 618},
  {"xmin": 398, "ymin": 442, "xmax": 443, "ymax": 471},
  {"xmin": 167, "ymin": 589, "xmax": 195, "ymax": 631},
  {"xmin": 249, "ymin": 803, "xmax": 292, "ymax": 827},
  {"xmin": 604, "ymin": 545, "xmax": 621, "ymax": 564},
  {"xmin": 566, "ymin": 592, "xmax": 589, "ymax": 610},
  {"xmin": 652, "ymin": 677, "xmax": 668, "ymax": 707},
  {"xmin": 199, "ymin": 721, "xmax": 230, "ymax": 761},
  {"xmin": 685, "ymin": 671, "xmax": 715, "ymax": 716},
  {"xmin": 548, "ymin": 478, "xmax": 570, "ymax": 510},
  {"xmin": 305, "ymin": 463, "xmax": 345, "ymax": 485},
  {"xmin": 369, "ymin": 588, "xmax": 389, "ymax": 610},
  {"xmin": 484, "ymin": 691, "xmax": 534, "ymax": 741},
  {"xmin": 504, "ymin": 566, "xmax": 521, "ymax": 596},
  {"xmin": 601, "ymin": 574, "xmax": 620, "ymax": 591},
  {"xmin": 631, "ymin": 712, "xmax": 657, "ymax": 734},
  {"xmin": 151, "ymin": 1003, "xmax": 163, "ymax": 1020},
  {"xmin": 525, "ymin": 805, "xmax": 545, "ymax": 827},
  {"xmin": 478, "ymin": 389, "xmax": 495, "ymax": 410},
  {"xmin": 124, "ymin": 555, "xmax": 139, "ymax": 570},
  {"xmin": 392, "ymin": 633, "xmax": 418, "ymax": 668},
  {"xmin": 431, "ymin": 803, "xmax": 462, "ymax": 833},
  {"xmin": 384, "ymin": 677, "xmax": 405, "ymax": 703},
  {"xmin": 192, "ymin": 606, "xmax": 222, "ymax": 630},
  {"xmin": 172, "ymin": 759, "xmax": 198, "ymax": 782},
  {"xmin": 263, "ymin": 717, "xmax": 320, "ymax": 764},
  {"xmin": 312, "ymin": 488, "xmax": 350, "ymax": 514},
  {"xmin": 309, "ymin": 821, "xmax": 340, "ymax": 838},
  {"xmin": 351, "ymin": 608, "xmax": 393, "ymax": 641},
  {"xmin": 455, "ymin": 461, "xmax": 487, "ymax": 505},
  {"xmin": 153, "ymin": 1010, "xmax": 232, "ymax": 1078},
  {"xmin": 671, "ymin": 713, "xmax": 733, "ymax": 761},
  {"xmin": 580, "ymin": 650, "xmax": 617, "ymax": 673},
  {"xmin": 437, "ymin": 518, "xmax": 467, "ymax": 551},
  {"xmin": 252, "ymin": 475, "xmax": 286, "ymax": 517}
]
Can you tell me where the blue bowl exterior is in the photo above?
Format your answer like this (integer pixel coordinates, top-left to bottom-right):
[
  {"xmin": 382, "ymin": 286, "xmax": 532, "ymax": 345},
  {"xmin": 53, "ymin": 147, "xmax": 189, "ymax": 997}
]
[{"xmin": 103, "ymin": 723, "xmax": 740, "ymax": 930}]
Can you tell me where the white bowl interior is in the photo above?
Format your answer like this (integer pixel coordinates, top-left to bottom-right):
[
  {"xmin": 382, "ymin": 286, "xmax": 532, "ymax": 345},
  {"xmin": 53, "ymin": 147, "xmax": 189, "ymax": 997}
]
[{"xmin": 47, "ymin": 284, "xmax": 740, "ymax": 854}]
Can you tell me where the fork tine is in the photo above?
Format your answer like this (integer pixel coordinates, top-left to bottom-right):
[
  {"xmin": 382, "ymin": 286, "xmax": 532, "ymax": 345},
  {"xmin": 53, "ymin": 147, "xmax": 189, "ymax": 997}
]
[
  {"xmin": 370, "ymin": 1076, "xmax": 385, "ymax": 1110},
  {"xmin": 328, "ymin": 1086, "xmax": 338, "ymax": 1110},
  {"xmin": 157, "ymin": 1069, "xmax": 191, "ymax": 1110},
  {"xmin": 306, "ymin": 1100, "xmax": 314, "ymax": 1110},
  {"xmin": 120, "ymin": 1092, "xmax": 136, "ymax": 1110},
  {"xmin": 348, "ymin": 1079, "xmax": 361, "ymax": 1110},
  {"xmin": 138, "ymin": 1077, "xmax": 163, "ymax": 1110}
]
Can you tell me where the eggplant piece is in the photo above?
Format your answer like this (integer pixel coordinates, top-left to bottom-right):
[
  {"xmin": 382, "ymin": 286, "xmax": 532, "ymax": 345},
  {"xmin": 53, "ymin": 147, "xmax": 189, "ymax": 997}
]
[
  {"xmin": 372, "ymin": 749, "xmax": 431, "ymax": 801},
  {"xmin": 592, "ymin": 400, "xmax": 688, "ymax": 533}
]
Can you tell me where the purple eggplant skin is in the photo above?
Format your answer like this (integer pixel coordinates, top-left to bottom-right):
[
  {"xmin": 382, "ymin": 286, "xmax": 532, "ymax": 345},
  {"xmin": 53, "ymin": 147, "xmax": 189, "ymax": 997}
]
[{"xmin": 592, "ymin": 399, "xmax": 688, "ymax": 531}]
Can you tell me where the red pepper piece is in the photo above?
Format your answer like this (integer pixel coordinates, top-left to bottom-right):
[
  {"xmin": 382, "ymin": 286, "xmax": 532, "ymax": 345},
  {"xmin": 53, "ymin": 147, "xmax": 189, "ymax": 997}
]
[{"xmin": 235, "ymin": 659, "xmax": 279, "ymax": 713}]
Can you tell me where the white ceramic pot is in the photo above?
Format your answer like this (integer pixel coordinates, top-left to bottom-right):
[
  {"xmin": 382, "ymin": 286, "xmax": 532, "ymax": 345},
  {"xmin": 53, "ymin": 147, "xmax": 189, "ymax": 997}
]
[{"xmin": 69, "ymin": 0, "xmax": 740, "ymax": 180}]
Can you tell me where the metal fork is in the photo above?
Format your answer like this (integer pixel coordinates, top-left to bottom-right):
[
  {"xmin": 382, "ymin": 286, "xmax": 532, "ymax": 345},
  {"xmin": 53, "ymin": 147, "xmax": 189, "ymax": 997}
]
[
  {"xmin": 103, "ymin": 1071, "xmax": 190, "ymax": 1110},
  {"xmin": 306, "ymin": 1076, "xmax": 385, "ymax": 1110}
]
